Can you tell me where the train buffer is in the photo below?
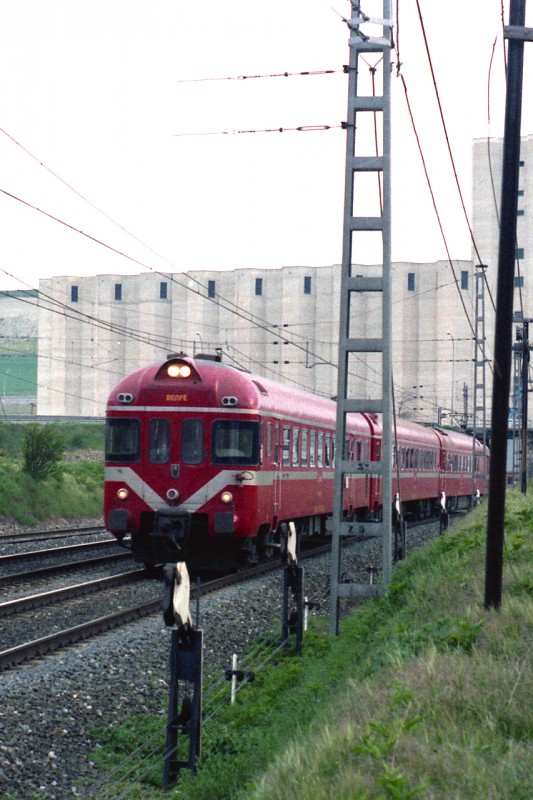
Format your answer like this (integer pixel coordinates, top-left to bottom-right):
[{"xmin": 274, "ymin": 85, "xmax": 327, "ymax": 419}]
[{"xmin": 162, "ymin": 562, "xmax": 203, "ymax": 787}]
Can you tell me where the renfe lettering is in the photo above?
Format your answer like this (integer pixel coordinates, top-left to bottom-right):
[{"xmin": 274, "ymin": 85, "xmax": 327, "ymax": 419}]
[{"xmin": 166, "ymin": 394, "xmax": 188, "ymax": 402}]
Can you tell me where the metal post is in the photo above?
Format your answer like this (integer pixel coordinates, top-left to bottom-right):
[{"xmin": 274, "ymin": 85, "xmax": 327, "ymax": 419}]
[
  {"xmin": 447, "ymin": 332, "xmax": 455, "ymax": 426},
  {"xmin": 485, "ymin": 0, "xmax": 528, "ymax": 610},
  {"xmin": 521, "ymin": 320, "xmax": 529, "ymax": 493},
  {"xmin": 162, "ymin": 563, "xmax": 203, "ymax": 786},
  {"xmin": 329, "ymin": 0, "xmax": 393, "ymax": 635}
]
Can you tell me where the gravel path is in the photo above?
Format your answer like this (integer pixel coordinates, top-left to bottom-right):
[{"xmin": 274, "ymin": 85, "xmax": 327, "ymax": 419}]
[{"xmin": 0, "ymin": 521, "xmax": 441, "ymax": 800}]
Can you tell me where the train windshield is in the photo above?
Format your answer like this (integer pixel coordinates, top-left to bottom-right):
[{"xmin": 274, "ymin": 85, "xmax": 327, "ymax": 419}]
[
  {"xmin": 105, "ymin": 418, "xmax": 140, "ymax": 463},
  {"xmin": 212, "ymin": 420, "xmax": 259, "ymax": 465}
]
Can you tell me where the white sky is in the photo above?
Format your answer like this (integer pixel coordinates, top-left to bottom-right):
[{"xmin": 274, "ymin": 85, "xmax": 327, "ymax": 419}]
[{"xmin": 0, "ymin": 0, "xmax": 531, "ymax": 292}]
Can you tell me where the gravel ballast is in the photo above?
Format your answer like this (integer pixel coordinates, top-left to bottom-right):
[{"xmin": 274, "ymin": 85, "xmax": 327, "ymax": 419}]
[{"xmin": 0, "ymin": 522, "xmax": 442, "ymax": 800}]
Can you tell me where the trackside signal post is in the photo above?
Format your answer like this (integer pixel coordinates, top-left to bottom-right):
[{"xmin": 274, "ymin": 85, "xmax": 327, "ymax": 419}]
[
  {"xmin": 281, "ymin": 522, "xmax": 305, "ymax": 654},
  {"xmin": 329, "ymin": 1, "xmax": 393, "ymax": 634},
  {"xmin": 162, "ymin": 563, "xmax": 203, "ymax": 787}
]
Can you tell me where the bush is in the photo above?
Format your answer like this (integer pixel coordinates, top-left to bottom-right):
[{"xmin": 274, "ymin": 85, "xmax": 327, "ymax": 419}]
[{"xmin": 22, "ymin": 424, "xmax": 65, "ymax": 481}]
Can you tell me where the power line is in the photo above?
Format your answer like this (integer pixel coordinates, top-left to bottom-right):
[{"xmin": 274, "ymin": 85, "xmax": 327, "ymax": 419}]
[
  {"xmin": 173, "ymin": 124, "xmax": 343, "ymax": 137},
  {"xmin": 414, "ymin": 0, "xmax": 492, "ymax": 298},
  {"xmin": 175, "ymin": 68, "xmax": 343, "ymax": 83}
]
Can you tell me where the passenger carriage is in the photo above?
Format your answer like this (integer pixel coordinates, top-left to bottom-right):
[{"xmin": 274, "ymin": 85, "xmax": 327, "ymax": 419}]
[{"xmin": 104, "ymin": 354, "xmax": 489, "ymax": 567}]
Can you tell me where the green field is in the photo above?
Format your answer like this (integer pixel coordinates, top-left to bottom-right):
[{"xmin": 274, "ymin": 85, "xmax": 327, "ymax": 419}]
[
  {"xmin": 0, "ymin": 353, "xmax": 37, "ymax": 396},
  {"xmin": 90, "ymin": 497, "xmax": 532, "ymax": 800}
]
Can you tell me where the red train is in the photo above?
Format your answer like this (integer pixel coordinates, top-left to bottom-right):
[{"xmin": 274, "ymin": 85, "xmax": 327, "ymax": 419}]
[{"xmin": 104, "ymin": 354, "xmax": 489, "ymax": 567}]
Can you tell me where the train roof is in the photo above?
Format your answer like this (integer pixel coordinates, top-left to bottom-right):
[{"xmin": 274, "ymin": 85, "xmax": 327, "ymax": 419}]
[{"xmin": 108, "ymin": 354, "xmax": 361, "ymax": 428}]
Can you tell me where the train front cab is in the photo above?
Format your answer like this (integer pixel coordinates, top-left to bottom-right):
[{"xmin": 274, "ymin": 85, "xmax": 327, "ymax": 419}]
[{"xmin": 105, "ymin": 408, "xmax": 267, "ymax": 566}]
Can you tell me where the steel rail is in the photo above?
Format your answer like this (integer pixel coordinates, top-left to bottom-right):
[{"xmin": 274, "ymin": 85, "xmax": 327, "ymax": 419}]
[
  {"xmin": 0, "ymin": 538, "xmax": 123, "ymax": 565},
  {"xmin": 0, "ymin": 551, "xmax": 133, "ymax": 585},
  {"xmin": 0, "ymin": 540, "xmax": 344, "ymax": 672},
  {"xmin": 0, "ymin": 526, "xmax": 105, "ymax": 545},
  {"xmin": 0, "ymin": 569, "xmax": 147, "ymax": 619}
]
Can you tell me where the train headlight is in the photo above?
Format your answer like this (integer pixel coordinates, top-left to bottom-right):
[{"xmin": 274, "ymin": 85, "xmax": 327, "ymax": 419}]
[
  {"xmin": 166, "ymin": 488, "xmax": 180, "ymax": 501},
  {"xmin": 167, "ymin": 364, "xmax": 192, "ymax": 379},
  {"xmin": 117, "ymin": 487, "xmax": 129, "ymax": 501},
  {"xmin": 220, "ymin": 491, "xmax": 233, "ymax": 504}
]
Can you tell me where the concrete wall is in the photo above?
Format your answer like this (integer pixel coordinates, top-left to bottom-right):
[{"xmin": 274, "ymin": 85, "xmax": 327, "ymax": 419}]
[{"xmin": 37, "ymin": 261, "xmax": 475, "ymax": 421}]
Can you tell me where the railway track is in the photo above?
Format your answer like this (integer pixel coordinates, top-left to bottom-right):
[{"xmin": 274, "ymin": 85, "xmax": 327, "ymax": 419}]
[
  {"xmin": 0, "ymin": 538, "xmax": 132, "ymax": 584},
  {"xmin": 0, "ymin": 569, "xmax": 148, "ymax": 619},
  {"xmin": 0, "ymin": 517, "xmax": 447, "ymax": 672},
  {"xmin": 0, "ymin": 524, "xmax": 105, "ymax": 546},
  {"xmin": 0, "ymin": 540, "xmax": 338, "ymax": 673}
]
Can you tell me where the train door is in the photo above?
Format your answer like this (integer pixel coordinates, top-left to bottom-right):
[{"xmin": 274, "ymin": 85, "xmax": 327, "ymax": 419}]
[
  {"xmin": 171, "ymin": 416, "xmax": 206, "ymax": 504},
  {"xmin": 272, "ymin": 423, "xmax": 282, "ymax": 527},
  {"xmin": 143, "ymin": 416, "xmax": 173, "ymax": 507}
]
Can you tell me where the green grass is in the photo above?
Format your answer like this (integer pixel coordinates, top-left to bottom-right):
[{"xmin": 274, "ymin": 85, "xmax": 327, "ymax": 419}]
[
  {"xmin": 0, "ymin": 420, "xmax": 104, "ymax": 457},
  {"xmin": 0, "ymin": 421, "xmax": 104, "ymax": 524},
  {"xmin": 88, "ymin": 496, "xmax": 532, "ymax": 800},
  {"xmin": 0, "ymin": 458, "xmax": 103, "ymax": 525}
]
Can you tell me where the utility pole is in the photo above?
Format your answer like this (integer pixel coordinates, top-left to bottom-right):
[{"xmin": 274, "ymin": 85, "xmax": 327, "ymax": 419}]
[{"xmin": 485, "ymin": 0, "xmax": 531, "ymax": 610}]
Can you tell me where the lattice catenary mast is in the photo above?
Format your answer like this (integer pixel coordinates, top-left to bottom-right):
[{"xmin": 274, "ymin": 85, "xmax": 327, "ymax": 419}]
[{"xmin": 329, "ymin": 2, "xmax": 393, "ymax": 635}]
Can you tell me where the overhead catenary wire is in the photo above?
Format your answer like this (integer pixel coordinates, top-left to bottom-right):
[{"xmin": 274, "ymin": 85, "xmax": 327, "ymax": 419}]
[
  {"xmin": 175, "ymin": 67, "xmax": 343, "ymax": 83},
  {"xmin": 0, "ymin": 128, "xmax": 338, "ymax": 360},
  {"xmin": 0, "ymin": 19, "xmax": 497, "ymax": 417},
  {"xmin": 173, "ymin": 123, "xmax": 343, "ymax": 137},
  {"xmin": 413, "ymin": 0, "xmax": 497, "ymax": 315}
]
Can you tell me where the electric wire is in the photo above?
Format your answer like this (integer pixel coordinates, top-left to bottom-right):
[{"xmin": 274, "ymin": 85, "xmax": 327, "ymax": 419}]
[
  {"xmin": 0, "ymin": 128, "xmax": 341, "ymax": 364},
  {"xmin": 173, "ymin": 123, "xmax": 343, "ymax": 137},
  {"xmin": 176, "ymin": 68, "xmax": 343, "ymax": 83},
  {"xmin": 398, "ymin": 75, "xmax": 479, "ymax": 344},
  {"xmin": 414, "ymin": 0, "xmax": 493, "ymax": 306}
]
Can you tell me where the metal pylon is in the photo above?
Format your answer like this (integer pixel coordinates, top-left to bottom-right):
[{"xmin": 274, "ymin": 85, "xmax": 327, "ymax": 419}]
[
  {"xmin": 329, "ymin": 2, "xmax": 393, "ymax": 635},
  {"xmin": 472, "ymin": 267, "xmax": 489, "ymax": 492}
]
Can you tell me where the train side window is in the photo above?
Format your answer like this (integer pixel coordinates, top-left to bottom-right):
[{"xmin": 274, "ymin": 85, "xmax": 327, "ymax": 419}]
[
  {"xmin": 365, "ymin": 441, "xmax": 370, "ymax": 461},
  {"xmin": 376, "ymin": 442, "xmax": 381, "ymax": 461},
  {"xmin": 309, "ymin": 430, "xmax": 316, "ymax": 467},
  {"xmin": 105, "ymin": 418, "xmax": 140, "ymax": 463},
  {"xmin": 282, "ymin": 426, "xmax": 290, "ymax": 466},
  {"xmin": 324, "ymin": 435, "xmax": 331, "ymax": 467},
  {"xmin": 181, "ymin": 419, "xmax": 204, "ymax": 464},
  {"xmin": 292, "ymin": 428, "xmax": 300, "ymax": 467},
  {"xmin": 301, "ymin": 429, "xmax": 308, "ymax": 467},
  {"xmin": 212, "ymin": 420, "xmax": 259, "ymax": 465},
  {"xmin": 331, "ymin": 436, "xmax": 335, "ymax": 467},
  {"xmin": 149, "ymin": 418, "xmax": 170, "ymax": 464},
  {"xmin": 356, "ymin": 440, "xmax": 362, "ymax": 461},
  {"xmin": 317, "ymin": 432, "xmax": 324, "ymax": 467},
  {"xmin": 274, "ymin": 424, "xmax": 280, "ymax": 465},
  {"xmin": 266, "ymin": 422, "xmax": 272, "ymax": 458}
]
